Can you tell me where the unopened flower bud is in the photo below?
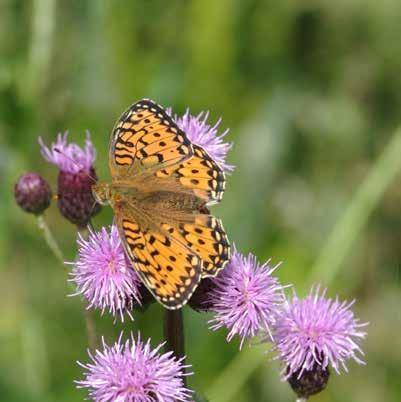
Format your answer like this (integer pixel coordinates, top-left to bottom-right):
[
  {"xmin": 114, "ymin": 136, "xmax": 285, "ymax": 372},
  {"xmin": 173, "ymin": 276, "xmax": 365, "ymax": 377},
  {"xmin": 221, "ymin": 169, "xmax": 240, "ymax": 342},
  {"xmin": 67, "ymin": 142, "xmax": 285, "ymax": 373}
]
[
  {"xmin": 14, "ymin": 173, "xmax": 52, "ymax": 215},
  {"xmin": 287, "ymin": 364, "xmax": 330, "ymax": 399},
  {"xmin": 57, "ymin": 167, "xmax": 100, "ymax": 226}
]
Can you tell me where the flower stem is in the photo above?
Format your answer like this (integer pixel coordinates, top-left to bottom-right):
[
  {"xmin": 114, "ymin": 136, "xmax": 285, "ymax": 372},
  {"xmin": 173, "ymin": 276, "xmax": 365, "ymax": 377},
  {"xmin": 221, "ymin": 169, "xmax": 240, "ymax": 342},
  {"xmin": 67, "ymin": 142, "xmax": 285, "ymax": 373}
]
[
  {"xmin": 164, "ymin": 309, "xmax": 186, "ymax": 384},
  {"xmin": 36, "ymin": 214, "xmax": 97, "ymax": 351},
  {"xmin": 84, "ymin": 308, "xmax": 98, "ymax": 352},
  {"xmin": 36, "ymin": 214, "xmax": 64, "ymax": 264},
  {"xmin": 206, "ymin": 344, "xmax": 266, "ymax": 402}
]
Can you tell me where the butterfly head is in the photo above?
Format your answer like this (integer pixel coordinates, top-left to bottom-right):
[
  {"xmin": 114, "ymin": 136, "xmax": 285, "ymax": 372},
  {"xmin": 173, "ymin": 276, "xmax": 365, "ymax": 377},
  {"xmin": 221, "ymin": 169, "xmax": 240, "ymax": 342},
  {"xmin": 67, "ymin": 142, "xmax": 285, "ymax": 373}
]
[{"xmin": 92, "ymin": 181, "xmax": 111, "ymax": 205}]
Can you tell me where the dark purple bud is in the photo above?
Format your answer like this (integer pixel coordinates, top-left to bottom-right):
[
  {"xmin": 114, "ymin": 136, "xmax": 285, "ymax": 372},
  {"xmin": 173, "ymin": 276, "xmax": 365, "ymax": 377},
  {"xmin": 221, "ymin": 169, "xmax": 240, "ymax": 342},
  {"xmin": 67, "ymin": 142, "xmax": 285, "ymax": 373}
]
[
  {"xmin": 287, "ymin": 364, "xmax": 330, "ymax": 399},
  {"xmin": 14, "ymin": 173, "xmax": 52, "ymax": 215},
  {"xmin": 57, "ymin": 167, "xmax": 101, "ymax": 227},
  {"xmin": 188, "ymin": 278, "xmax": 217, "ymax": 313}
]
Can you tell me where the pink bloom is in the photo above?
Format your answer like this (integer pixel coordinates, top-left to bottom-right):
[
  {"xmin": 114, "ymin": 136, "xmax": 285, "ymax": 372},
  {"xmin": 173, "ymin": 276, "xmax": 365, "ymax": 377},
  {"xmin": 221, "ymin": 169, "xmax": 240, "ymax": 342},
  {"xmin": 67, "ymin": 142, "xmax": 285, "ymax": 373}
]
[
  {"xmin": 77, "ymin": 332, "xmax": 193, "ymax": 402},
  {"xmin": 69, "ymin": 225, "xmax": 141, "ymax": 321},
  {"xmin": 273, "ymin": 286, "xmax": 368, "ymax": 378},
  {"xmin": 169, "ymin": 108, "xmax": 234, "ymax": 172},
  {"xmin": 209, "ymin": 248, "xmax": 286, "ymax": 348},
  {"xmin": 39, "ymin": 131, "xmax": 95, "ymax": 174}
]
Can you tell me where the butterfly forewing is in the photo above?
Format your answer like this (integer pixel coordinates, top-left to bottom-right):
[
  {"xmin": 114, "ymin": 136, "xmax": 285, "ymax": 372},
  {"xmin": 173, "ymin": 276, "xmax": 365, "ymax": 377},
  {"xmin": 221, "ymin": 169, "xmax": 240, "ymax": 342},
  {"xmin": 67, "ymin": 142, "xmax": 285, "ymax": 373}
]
[
  {"xmin": 109, "ymin": 99, "xmax": 193, "ymax": 177},
  {"xmin": 156, "ymin": 144, "xmax": 226, "ymax": 204}
]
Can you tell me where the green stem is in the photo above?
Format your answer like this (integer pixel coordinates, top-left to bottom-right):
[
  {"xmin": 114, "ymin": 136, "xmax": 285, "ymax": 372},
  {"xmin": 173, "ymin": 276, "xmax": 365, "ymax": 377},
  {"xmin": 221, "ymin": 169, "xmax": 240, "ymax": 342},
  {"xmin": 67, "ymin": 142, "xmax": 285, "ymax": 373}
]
[
  {"xmin": 84, "ymin": 309, "xmax": 98, "ymax": 352},
  {"xmin": 206, "ymin": 345, "xmax": 266, "ymax": 402},
  {"xmin": 36, "ymin": 215, "xmax": 64, "ymax": 264},
  {"xmin": 36, "ymin": 214, "xmax": 97, "ymax": 351},
  {"xmin": 164, "ymin": 309, "xmax": 187, "ymax": 386}
]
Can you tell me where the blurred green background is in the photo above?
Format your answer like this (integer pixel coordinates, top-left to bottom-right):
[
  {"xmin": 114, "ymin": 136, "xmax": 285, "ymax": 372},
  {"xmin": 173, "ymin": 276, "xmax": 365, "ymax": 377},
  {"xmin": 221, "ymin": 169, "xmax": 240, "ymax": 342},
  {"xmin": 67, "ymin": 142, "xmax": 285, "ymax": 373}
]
[{"xmin": 1, "ymin": 1, "xmax": 401, "ymax": 401}]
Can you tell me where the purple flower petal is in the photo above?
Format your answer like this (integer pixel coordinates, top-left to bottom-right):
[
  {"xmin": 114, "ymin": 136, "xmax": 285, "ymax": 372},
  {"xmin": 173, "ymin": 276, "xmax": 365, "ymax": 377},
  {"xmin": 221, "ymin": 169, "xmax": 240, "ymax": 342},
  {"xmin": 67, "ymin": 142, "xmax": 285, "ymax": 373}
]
[
  {"xmin": 272, "ymin": 286, "xmax": 368, "ymax": 378},
  {"xmin": 39, "ymin": 131, "xmax": 95, "ymax": 174},
  {"xmin": 76, "ymin": 332, "xmax": 193, "ymax": 402},
  {"xmin": 209, "ymin": 247, "xmax": 287, "ymax": 349},
  {"xmin": 69, "ymin": 225, "xmax": 141, "ymax": 321},
  {"xmin": 168, "ymin": 108, "xmax": 234, "ymax": 172}
]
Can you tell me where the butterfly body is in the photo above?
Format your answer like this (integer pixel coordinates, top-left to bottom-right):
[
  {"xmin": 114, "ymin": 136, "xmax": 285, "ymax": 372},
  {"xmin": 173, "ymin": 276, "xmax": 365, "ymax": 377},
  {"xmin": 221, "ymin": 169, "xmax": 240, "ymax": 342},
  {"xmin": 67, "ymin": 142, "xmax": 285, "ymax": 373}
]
[{"xmin": 92, "ymin": 99, "xmax": 230, "ymax": 309}]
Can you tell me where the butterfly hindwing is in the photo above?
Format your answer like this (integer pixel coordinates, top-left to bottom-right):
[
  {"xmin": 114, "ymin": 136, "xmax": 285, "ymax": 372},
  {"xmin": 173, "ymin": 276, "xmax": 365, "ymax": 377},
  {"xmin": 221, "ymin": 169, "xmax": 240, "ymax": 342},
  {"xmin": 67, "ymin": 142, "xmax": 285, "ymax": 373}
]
[
  {"xmin": 161, "ymin": 214, "xmax": 230, "ymax": 278},
  {"xmin": 109, "ymin": 99, "xmax": 193, "ymax": 177},
  {"xmin": 156, "ymin": 144, "xmax": 225, "ymax": 204},
  {"xmin": 116, "ymin": 211, "xmax": 202, "ymax": 309}
]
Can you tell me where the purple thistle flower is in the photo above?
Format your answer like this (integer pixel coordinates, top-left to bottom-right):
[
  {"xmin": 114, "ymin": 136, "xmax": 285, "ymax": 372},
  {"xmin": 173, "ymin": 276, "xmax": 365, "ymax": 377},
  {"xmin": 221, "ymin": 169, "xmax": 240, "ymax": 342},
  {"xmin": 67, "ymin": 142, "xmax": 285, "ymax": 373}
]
[
  {"xmin": 39, "ymin": 131, "xmax": 100, "ymax": 226},
  {"xmin": 69, "ymin": 225, "xmax": 141, "ymax": 321},
  {"xmin": 273, "ymin": 286, "xmax": 368, "ymax": 379},
  {"xmin": 39, "ymin": 131, "xmax": 95, "ymax": 174},
  {"xmin": 77, "ymin": 332, "xmax": 193, "ymax": 402},
  {"xmin": 209, "ymin": 248, "xmax": 286, "ymax": 349},
  {"xmin": 169, "ymin": 108, "xmax": 233, "ymax": 172}
]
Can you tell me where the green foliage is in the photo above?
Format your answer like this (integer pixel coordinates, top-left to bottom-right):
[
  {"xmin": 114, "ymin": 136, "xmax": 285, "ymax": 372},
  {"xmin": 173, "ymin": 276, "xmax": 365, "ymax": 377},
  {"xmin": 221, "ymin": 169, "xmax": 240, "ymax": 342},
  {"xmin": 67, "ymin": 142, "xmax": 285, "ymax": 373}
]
[{"xmin": 1, "ymin": 1, "xmax": 401, "ymax": 401}]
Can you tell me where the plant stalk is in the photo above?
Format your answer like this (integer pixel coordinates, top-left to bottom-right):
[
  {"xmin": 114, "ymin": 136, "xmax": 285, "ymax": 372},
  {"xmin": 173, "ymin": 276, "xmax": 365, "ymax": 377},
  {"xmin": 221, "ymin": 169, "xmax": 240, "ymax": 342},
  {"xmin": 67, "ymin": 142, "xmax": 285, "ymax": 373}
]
[
  {"xmin": 36, "ymin": 214, "xmax": 98, "ymax": 351},
  {"xmin": 164, "ymin": 309, "xmax": 186, "ymax": 384},
  {"xmin": 37, "ymin": 214, "xmax": 64, "ymax": 264}
]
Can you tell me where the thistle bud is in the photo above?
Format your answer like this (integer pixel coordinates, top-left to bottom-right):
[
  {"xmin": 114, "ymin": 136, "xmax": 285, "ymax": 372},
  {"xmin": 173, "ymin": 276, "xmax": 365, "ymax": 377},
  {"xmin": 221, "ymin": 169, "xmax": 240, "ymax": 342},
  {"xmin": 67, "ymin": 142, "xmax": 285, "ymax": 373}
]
[
  {"xmin": 287, "ymin": 364, "xmax": 330, "ymax": 398},
  {"xmin": 57, "ymin": 167, "xmax": 100, "ymax": 226},
  {"xmin": 14, "ymin": 172, "xmax": 52, "ymax": 215}
]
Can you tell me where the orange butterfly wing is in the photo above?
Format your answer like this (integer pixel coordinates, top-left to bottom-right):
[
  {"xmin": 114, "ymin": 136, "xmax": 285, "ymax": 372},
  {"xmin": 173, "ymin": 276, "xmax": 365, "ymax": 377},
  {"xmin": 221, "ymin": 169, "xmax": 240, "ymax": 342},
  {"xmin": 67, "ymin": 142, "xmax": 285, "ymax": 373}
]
[
  {"xmin": 153, "ymin": 143, "xmax": 230, "ymax": 276},
  {"xmin": 109, "ymin": 99, "xmax": 193, "ymax": 177},
  {"xmin": 156, "ymin": 144, "xmax": 226, "ymax": 204},
  {"xmin": 161, "ymin": 214, "xmax": 230, "ymax": 278},
  {"xmin": 116, "ymin": 209, "xmax": 202, "ymax": 309}
]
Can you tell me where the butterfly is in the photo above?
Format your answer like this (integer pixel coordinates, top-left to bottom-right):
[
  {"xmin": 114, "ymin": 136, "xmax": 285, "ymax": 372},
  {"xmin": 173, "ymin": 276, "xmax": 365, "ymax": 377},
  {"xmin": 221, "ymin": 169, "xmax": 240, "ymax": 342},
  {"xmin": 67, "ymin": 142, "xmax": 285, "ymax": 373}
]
[{"xmin": 92, "ymin": 99, "xmax": 230, "ymax": 309}]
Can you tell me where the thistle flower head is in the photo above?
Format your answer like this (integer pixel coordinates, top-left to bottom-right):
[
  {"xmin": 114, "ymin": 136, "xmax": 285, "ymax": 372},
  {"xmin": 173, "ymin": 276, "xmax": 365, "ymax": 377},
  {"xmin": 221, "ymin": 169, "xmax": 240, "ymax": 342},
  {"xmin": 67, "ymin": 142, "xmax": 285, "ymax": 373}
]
[
  {"xmin": 77, "ymin": 332, "xmax": 193, "ymax": 402},
  {"xmin": 209, "ymin": 248, "xmax": 286, "ymax": 349},
  {"xmin": 69, "ymin": 225, "xmax": 142, "ymax": 321},
  {"xmin": 39, "ymin": 131, "xmax": 95, "ymax": 174},
  {"xmin": 273, "ymin": 286, "xmax": 368, "ymax": 379},
  {"xmin": 39, "ymin": 131, "xmax": 100, "ymax": 225},
  {"xmin": 170, "ymin": 108, "xmax": 233, "ymax": 172},
  {"xmin": 14, "ymin": 172, "xmax": 52, "ymax": 215}
]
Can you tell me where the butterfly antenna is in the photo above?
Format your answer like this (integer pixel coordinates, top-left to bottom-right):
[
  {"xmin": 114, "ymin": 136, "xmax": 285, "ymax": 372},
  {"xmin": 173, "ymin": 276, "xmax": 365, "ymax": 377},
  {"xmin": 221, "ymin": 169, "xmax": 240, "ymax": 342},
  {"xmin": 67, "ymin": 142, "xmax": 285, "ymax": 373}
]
[
  {"xmin": 54, "ymin": 147, "xmax": 98, "ymax": 183},
  {"xmin": 89, "ymin": 199, "xmax": 99, "ymax": 216}
]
